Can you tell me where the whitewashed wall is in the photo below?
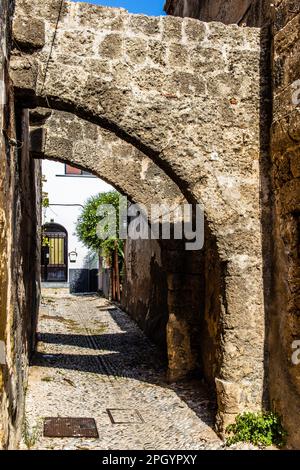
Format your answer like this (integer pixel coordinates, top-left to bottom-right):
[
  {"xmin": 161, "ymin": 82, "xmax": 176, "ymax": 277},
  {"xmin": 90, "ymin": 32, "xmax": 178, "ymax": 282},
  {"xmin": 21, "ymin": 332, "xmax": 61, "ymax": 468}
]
[{"xmin": 42, "ymin": 160, "xmax": 112, "ymax": 280}]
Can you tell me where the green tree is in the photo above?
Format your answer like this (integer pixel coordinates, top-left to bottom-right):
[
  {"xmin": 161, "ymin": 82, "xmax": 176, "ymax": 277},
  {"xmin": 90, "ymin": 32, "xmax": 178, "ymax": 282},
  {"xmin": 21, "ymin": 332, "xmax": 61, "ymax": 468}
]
[{"xmin": 75, "ymin": 191, "xmax": 124, "ymax": 264}]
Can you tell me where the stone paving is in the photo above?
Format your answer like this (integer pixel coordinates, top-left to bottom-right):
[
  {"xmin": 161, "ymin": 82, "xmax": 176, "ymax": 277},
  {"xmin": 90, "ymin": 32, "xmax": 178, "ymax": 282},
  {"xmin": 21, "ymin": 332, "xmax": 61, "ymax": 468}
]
[{"xmin": 21, "ymin": 289, "xmax": 224, "ymax": 450}]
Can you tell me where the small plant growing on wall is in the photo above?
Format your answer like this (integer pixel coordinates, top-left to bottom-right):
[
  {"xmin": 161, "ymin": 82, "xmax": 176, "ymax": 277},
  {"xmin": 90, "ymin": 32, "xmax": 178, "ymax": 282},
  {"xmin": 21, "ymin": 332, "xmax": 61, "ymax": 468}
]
[
  {"xmin": 42, "ymin": 175, "xmax": 49, "ymax": 208},
  {"xmin": 41, "ymin": 235, "xmax": 50, "ymax": 247},
  {"xmin": 41, "ymin": 175, "xmax": 50, "ymax": 246},
  {"xmin": 22, "ymin": 414, "xmax": 42, "ymax": 449},
  {"xmin": 226, "ymin": 411, "xmax": 287, "ymax": 448}
]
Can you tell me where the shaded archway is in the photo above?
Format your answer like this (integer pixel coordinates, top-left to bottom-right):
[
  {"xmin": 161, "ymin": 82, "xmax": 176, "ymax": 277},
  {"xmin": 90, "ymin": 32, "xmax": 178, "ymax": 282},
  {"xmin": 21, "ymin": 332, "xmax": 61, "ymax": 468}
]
[
  {"xmin": 32, "ymin": 108, "xmax": 209, "ymax": 388},
  {"xmin": 29, "ymin": 106, "xmax": 242, "ymax": 433}
]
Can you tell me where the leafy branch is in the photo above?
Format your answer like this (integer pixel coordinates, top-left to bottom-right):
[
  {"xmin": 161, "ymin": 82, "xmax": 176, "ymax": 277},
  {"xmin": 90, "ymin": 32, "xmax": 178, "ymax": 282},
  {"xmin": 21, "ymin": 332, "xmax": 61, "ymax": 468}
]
[{"xmin": 76, "ymin": 191, "xmax": 124, "ymax": 265}]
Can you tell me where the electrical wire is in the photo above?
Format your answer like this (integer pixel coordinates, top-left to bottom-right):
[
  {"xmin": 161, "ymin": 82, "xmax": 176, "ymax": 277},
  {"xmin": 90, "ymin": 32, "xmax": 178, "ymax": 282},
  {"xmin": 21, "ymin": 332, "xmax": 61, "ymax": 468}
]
[{"xmin": 39, "ymin": 0, "xmax": 64, "ymax": 97}]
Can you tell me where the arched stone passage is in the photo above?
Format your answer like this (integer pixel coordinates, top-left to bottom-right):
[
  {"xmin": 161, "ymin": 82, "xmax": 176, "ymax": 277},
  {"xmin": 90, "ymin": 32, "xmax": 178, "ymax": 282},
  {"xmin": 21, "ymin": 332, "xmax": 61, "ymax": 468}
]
[
  {"xmin": 12, "ymin": 0, "xmax": 265, "ymax": 237},
  {"xmin": 11, "ymin": 0, "xmax": 269, "ymax": 432},
  {"xmin": 29, "ymin": 107, "xmax": 237, "ymax": 430},
  {"xmin": 29, "ymin": 107, "xmax": 209, "ymax": 389}
]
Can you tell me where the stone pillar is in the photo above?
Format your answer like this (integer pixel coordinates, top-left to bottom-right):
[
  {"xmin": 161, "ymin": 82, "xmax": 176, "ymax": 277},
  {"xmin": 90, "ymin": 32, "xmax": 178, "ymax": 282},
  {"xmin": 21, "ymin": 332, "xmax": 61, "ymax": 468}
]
[{"xmin": 214, "ymin": 255, "xmax": 266, "ymax": 435}]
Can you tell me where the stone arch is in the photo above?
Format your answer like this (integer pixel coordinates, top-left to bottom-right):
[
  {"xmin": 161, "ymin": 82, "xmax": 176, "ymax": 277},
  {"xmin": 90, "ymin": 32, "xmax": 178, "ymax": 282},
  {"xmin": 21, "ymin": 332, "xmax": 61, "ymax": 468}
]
[
  {"xmin": 30, "ymin": 107, "xmax": 207, "ymax": 383},
  {"xmin": 30, "ymin": 107, "xmax": 228, "ymax": 397},
  {"xmin": 11, "ymin": 0, "xmax": 269, "ymax": 431},
  {"xmin": 30, "ymin": 108, "xmax": 186, "ymax": 210},
  {"xmin": 12, "ymin": 0, "xmax": 264, "ymax": 242}
]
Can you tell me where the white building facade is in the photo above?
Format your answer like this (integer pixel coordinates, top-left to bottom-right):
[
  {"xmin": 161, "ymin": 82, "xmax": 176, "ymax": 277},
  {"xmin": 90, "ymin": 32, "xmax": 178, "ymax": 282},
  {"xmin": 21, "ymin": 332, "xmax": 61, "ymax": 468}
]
[{"xmin": 42, "ymin": 160, "xmax": 112, "ymax": 293}]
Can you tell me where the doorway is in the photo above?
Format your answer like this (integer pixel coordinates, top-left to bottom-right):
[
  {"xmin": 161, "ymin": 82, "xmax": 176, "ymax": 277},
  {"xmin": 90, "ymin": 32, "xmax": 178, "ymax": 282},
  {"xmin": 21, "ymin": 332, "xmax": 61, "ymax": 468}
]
[{"xmin": 41, "ymin": 223, "xmax": 68, "ymax": 282}]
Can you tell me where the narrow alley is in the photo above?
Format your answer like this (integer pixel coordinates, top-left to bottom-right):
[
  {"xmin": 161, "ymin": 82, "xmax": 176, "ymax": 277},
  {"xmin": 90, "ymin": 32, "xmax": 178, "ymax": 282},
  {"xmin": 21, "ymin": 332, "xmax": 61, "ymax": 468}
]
[{"xmin": 21, "ymin": 290, "xmax": 222, "ymax": 450}]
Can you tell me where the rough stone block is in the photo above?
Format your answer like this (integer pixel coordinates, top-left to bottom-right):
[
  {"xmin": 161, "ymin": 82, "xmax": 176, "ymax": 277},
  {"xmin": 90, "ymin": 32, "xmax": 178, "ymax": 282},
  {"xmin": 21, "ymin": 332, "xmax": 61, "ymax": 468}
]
[
  {"xmin": 13, "ymin": 17, "xmax": 45, "ymax": 50},
  {"xmin": 215, "ymin": 378, "xmax": 242, "ymax": 414},
  {"xmin": 161, "ymin": 15, "xmax": 182, "ymax": 42},
  {"xmin": 129, "ymin": 15, "xmax": 160, "ymax": 36},
  {"xmin": 290, "ymin": 150, "xmax": 300, "ymax": 178},
  {"xmin": 60, "ymin": 31, "xmax": 95, "ymax": 57},
  {"xmin": 16, "ymin": 0, "xmax": 71, "ymax": 23},
  {"xmin": 10, "ymin": 56, "xmax": 38, "ymax": 94},
  {"xmin": 99, "ymin": 34, "xmax": 123, "ymax": 59},
  {"xmin": 148, "ymin": 40, "xmax": 167, "ymax": 66},
  {"xmin": 280, "ymin": 180, "xmax": 300, "ymax": 214},
  {"xmin": 168, "ymin": 43, "xmax": 189, "ymax": 67},
  {"xmin": 273, "ymin": 0, "xmax": 300, "ymax": 33},
  {"xmin": 183, "ymin": 17, "xmax": 206, "ymax": 42},
  {"xmin": 125, "ymin": 37, "xmax": 148, "ymax": 64},
  {"xmin": 29, "ymin": 127, "xmax": 46, "ymax": 155}
]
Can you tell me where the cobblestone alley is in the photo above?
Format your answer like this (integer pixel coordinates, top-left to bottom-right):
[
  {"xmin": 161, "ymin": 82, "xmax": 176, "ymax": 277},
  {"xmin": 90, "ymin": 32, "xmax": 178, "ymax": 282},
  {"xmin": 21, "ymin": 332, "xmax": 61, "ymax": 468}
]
[{"xmin": 21, "ymin": 289, "xmax": 222, "ymax": 450}]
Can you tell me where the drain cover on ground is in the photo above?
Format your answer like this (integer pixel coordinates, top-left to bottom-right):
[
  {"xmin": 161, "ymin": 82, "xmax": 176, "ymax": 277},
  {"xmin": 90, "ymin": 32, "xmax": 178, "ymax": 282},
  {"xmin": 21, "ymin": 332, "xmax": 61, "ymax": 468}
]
[
  {"xmin": 44, "ymin": 417, "xmax": 99, "ymax": 438},
  {"xmin": 106, "ymin": 409, "xmax": 144, "ymax": 424}
]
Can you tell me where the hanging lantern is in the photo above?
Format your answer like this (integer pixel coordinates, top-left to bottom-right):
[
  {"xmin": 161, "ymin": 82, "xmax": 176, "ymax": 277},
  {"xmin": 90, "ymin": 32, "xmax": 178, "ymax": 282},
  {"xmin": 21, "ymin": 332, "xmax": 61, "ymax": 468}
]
[{"xmin": 68, "ymin": 250, "xmax": 78, "ymax": 263}]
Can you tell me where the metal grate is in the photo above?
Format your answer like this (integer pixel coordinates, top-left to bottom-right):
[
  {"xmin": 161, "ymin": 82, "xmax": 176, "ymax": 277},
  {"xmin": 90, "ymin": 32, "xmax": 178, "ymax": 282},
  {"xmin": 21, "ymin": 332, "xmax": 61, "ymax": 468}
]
[
  {"xmin": 44, "ymin": 417, "xmax": 99, "ymax": 438},
  {"xmin": 41, "ymin": 224, "xmax": 68, "ymax": 283},
  {"xmin": 106, "ymin": 409, "xmax": 144, "ymax": 424}
]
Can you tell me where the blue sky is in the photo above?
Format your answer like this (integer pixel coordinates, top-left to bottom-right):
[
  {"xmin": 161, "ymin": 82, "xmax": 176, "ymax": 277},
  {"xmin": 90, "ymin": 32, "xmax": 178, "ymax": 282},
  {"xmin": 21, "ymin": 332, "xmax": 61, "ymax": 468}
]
[{"xmin": 73, "ymin": 1, "xmax": 166, "ymax": 16}]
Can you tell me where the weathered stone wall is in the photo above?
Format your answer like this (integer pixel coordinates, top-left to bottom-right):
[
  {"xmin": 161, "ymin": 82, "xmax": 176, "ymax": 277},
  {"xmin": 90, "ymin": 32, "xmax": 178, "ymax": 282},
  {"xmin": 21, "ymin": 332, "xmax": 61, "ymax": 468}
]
[
  {"xmin": 30, "ymin": 108, "xmax": 185, "ymax": 355},
  {"xmin": 164, "ymin": 241, "xmax": 205, "ymax": 382},
  {"xmin": 0, "ymin": 0, "xmax": 41, "ymax": 449},
  {"xmin": 166, "ymin": 0, "xmax": 300, "ymax": 449},
  {"xmin": 270, "ymin": 0, "xmax": 300, "ymax": 449},
  {"xmin": 122, "ymin": 238, "xmax": 168, "ymax": 351},
  {"xmin": 122, "ymin": 234, "xmax": 213, "ymax": 381},
  {"xmin": 0, "ymin": 0, "xmax": 13, "ymax": 447},
  {"xmin": 0, "ymin": 0, "xmax": 297, "ymax": 446},
  {"xmin": 32, "ymin": 108, "xmax": 224, "ymax": 400},
  {"xmin": 164, "ymin": 0, "xmax": 271, "ymax": 26},
  {"xmin": 11, "ymin": 0, "xmax": 269, "ymax": 432},
  {"xmin": 200, "ymin": 226, "xmax": 222, "ymax": 389}
]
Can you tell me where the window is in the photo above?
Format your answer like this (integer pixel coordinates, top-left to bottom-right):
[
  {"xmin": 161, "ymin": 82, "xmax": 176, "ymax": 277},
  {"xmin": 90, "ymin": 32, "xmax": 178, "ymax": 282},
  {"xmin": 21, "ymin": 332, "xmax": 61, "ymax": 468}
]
[
  {"xmin": 65, "ymin": 164, "xmax": 94, "ymax": 176},
  {"xmin": 49, "ymin": 237, "xmax": 65, "ymax": 265}
]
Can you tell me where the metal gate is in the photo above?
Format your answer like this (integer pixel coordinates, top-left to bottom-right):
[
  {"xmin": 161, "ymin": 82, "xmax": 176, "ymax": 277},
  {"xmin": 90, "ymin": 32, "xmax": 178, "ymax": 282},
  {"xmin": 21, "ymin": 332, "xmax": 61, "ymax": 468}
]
[{"xmin": 41, "ymin": 223, "xmax": 68, "ymax": 282}]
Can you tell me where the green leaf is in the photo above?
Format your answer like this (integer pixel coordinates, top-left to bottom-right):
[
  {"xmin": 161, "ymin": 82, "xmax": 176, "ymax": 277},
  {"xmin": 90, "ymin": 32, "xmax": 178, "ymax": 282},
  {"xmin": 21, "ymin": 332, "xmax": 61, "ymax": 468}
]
[
  {"xmin": 75, "ymin": 190, "xmax": 124, "ymax": 266},
  {"xmin": 225, "ymin": 411, "xmax": 287, "ymax": 448}
]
